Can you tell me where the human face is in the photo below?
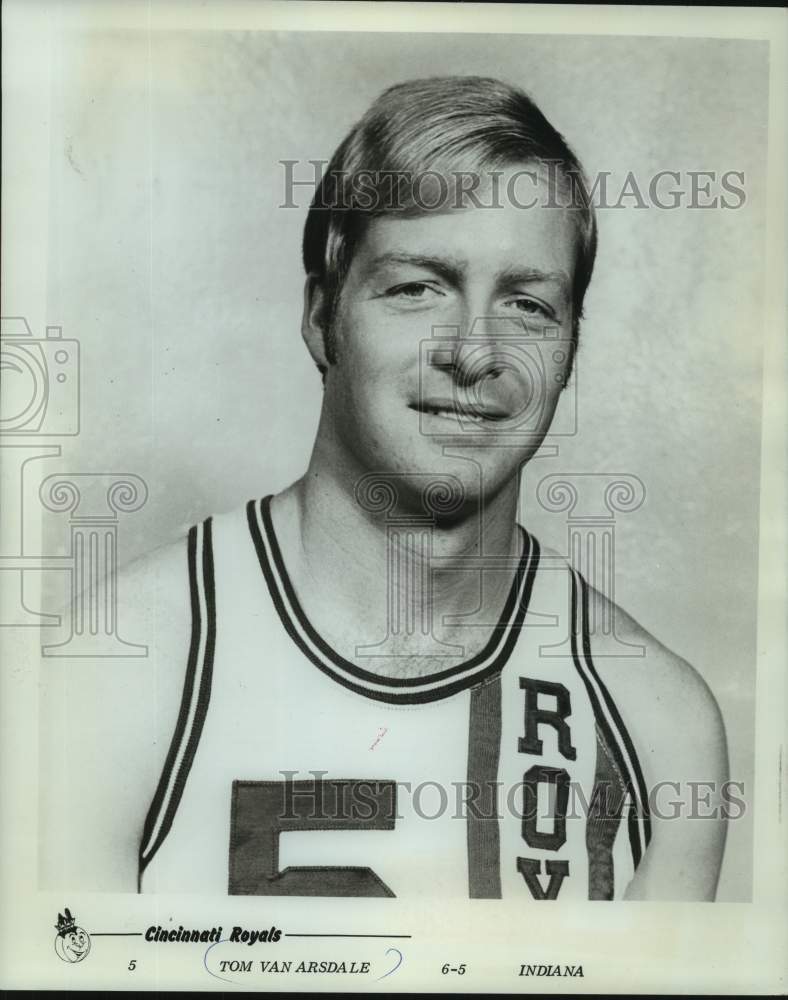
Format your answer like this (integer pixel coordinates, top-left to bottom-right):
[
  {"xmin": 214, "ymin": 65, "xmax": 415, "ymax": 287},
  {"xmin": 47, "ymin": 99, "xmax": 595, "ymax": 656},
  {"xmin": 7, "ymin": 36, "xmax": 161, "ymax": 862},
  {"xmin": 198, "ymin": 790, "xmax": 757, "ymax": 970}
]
[{"xmin": 315, "ymin": 174, "xmax": 577, "ymax": 512}]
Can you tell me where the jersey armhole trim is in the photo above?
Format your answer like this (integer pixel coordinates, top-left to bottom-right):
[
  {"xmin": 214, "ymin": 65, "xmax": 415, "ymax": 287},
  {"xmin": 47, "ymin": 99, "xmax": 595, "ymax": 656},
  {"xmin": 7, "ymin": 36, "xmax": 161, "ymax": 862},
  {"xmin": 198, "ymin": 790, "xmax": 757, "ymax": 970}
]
[
  {"xmin": 137, "ymin": 517, "xmax": 217, "ymax": 889},
  {"xmin": 568, "ymin": 569, "xmax": 652, "ymax": 871}
]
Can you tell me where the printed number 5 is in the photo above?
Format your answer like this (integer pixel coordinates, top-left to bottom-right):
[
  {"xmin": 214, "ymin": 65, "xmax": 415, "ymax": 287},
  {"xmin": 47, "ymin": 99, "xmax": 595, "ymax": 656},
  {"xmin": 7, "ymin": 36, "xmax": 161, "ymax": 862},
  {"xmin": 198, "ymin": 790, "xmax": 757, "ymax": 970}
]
[
  {"xmin": 229, "ymin": 779, "xmax": 397, "ymax": 896},
  {"xmin": 128, "ymin": 960, "xmax": 137, "ymax": 971}
]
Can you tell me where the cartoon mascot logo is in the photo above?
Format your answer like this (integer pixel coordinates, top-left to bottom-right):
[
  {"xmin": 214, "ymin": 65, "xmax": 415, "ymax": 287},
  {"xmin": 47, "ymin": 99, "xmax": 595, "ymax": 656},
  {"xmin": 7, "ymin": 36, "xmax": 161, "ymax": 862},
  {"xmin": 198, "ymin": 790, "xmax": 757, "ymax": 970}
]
[{"xmin": 54, "ymin": 908, "xmax": 91, "ymax": 963}]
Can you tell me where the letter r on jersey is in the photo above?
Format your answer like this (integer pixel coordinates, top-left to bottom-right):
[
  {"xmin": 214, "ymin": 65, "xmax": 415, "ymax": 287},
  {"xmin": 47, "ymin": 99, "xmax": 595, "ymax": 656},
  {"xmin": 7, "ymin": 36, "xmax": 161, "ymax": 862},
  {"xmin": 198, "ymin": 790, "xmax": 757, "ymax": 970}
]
[{"xmin": 518, "ymin": 677, "xmax": 577, "ymax": 760}]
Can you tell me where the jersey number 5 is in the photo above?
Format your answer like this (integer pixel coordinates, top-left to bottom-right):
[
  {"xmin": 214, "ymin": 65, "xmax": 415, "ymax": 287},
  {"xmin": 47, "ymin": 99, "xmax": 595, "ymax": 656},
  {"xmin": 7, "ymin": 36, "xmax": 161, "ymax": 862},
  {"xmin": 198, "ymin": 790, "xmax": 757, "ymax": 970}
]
[{"xmin": 228, "ymin": 779, "xmax": 396, "ymax": 896}]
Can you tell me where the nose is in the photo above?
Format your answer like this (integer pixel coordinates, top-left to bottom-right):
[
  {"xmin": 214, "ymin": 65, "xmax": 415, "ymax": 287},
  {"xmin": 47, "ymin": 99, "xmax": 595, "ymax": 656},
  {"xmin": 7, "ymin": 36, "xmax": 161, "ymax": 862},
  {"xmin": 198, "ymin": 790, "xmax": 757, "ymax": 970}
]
[{"xmin": 429, "ymin": 316, "xmax": 527, "ymax": 389}]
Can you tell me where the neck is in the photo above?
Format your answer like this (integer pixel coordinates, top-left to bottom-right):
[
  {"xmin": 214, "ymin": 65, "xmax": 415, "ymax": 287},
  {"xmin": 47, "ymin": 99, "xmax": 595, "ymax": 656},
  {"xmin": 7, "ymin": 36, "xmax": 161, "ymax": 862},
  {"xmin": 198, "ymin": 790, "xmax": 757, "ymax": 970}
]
[{"xmin": 270, "ymin": 430, "xmax": 524, "ymax": 676}]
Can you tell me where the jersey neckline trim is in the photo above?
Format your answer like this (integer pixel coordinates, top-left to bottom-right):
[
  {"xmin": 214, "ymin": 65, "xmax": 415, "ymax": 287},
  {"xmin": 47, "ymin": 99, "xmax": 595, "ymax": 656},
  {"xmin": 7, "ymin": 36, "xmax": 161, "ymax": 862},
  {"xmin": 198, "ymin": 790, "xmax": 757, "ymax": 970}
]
[{"xmin": 247, "ymin": 495, "xmax": 540, "ymax": 704}]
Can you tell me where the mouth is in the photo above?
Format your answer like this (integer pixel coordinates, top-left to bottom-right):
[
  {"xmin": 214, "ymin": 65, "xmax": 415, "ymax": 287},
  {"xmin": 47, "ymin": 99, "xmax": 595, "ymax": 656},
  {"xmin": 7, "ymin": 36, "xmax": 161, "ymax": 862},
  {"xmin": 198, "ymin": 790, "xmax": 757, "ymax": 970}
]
[{"xmin": 409, "ymin": 398, "xmax": 510, "ymax": 425}]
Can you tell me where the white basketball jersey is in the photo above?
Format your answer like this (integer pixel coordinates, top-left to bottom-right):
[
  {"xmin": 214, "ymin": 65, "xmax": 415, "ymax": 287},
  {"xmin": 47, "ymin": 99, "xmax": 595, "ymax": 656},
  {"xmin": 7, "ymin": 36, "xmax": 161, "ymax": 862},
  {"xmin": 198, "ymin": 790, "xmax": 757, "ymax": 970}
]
[{"xmin": 139, "ymin": 497, "xmax": 651, "ymax": 900}]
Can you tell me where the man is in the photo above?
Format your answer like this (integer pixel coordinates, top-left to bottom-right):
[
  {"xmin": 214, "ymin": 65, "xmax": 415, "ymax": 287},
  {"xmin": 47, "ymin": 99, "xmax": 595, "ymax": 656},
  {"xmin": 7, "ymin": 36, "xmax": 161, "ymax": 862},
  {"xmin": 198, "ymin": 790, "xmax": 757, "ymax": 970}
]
[{"xmin": 40, "ymin": 76, "xmax": 728, "ymax": 900}]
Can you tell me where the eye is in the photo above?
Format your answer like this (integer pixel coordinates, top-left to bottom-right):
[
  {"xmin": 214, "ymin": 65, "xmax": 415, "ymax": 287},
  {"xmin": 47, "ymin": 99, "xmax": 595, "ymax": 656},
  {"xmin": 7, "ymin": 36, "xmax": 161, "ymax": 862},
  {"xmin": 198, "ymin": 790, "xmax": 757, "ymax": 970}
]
[
  {"xmin": 507, "ymin": 297, "xmax": 554, "ymax": 319},
  {"xmin": 384, "ymin": 282, "xmax": 443, "ymax": 305}
]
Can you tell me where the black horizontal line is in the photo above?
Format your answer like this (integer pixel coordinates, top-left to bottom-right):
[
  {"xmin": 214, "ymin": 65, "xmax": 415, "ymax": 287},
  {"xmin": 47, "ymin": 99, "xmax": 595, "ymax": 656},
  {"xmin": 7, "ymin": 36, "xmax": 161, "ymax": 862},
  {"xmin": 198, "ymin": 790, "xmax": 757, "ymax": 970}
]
[
  {"xmin": 284, "ymin": 933, "xmax": 411, "ymax": 939},
  {"xmin": 88, "ymin": 932, "xmax": 143, "ymax": 937}
]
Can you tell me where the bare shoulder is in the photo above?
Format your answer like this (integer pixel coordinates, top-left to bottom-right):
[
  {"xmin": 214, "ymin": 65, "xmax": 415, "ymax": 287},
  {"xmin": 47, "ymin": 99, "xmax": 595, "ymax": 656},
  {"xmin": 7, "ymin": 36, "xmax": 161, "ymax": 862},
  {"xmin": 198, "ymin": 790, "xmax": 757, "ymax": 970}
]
[
  {"xmin": 585, "ymin": 583, "xmax": 729, "ymax": 900},
  {"xmin": 585, "ymin": 583, "xmax": 727, "ymax": 785},
  {"xmin": 39, "ymin": 532, "xmax": 193, "ymax": 891}
]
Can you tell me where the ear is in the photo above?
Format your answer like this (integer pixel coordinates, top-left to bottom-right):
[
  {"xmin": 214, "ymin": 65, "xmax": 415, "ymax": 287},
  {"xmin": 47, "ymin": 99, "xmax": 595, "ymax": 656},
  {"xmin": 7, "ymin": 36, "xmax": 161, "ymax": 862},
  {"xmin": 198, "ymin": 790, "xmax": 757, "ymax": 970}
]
[
  {"xmin": 300, "ymin": 274, "xmax": 331, "ymax": 371},
  {"xmin": 562, "ymin": 323, "xmax": 579, "ymax": 387}
]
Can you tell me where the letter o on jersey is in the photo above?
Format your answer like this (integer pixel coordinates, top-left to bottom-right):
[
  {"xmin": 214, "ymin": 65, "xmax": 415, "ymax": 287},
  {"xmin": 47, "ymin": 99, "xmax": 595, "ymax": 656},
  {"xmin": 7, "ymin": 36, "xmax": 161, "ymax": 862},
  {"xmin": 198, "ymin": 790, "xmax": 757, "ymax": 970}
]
[{"xmin": 522, "ymin": 764, "xmax": 570, "ymax": 852}]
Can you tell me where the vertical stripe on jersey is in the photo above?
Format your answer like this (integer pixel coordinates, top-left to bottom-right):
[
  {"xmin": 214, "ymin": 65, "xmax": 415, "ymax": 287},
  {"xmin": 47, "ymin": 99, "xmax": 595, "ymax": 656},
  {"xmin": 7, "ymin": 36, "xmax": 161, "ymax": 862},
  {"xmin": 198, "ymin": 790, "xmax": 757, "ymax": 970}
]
[
  {"xmin": 137, "ymin": 518, "xmax": 216, "ymax": 887},
  {"xmin": 568, "ymin": 569, "xmax": 650, "ymax": 872},
  {"xmin": 467, "ymin": 676, "xmax": 503, "ymax": 898},
  {"xmin": 586, "ymin": 728, "xmax": 629, "ymax": 899}
]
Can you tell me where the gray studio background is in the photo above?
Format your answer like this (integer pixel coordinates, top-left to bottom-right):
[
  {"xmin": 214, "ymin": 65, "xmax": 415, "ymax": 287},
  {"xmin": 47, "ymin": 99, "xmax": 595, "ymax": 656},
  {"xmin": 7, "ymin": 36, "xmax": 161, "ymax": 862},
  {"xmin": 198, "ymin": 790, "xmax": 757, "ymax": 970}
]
[{"xmin": 36, "ymin": 30, "xmax": 767, "ymax": 900}]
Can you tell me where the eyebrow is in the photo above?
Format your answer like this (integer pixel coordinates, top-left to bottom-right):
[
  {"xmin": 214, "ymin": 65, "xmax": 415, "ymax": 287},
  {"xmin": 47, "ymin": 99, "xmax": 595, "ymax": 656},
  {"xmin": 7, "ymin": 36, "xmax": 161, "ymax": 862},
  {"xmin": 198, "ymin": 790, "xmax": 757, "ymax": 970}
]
[
  {"xmin": 496, "ymin": 264, "xmax": 571, "ymax": 289},
  {"xmin": 366, "ymin": 252, "xmax": 570, "ymax": 291},
  {"xmin": 366, "ymin": 252, "xmax": 464, "ymax": 283}
]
